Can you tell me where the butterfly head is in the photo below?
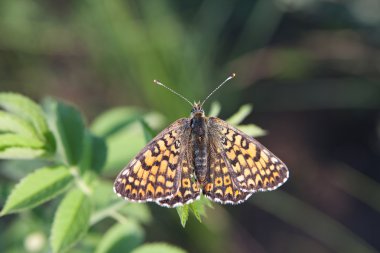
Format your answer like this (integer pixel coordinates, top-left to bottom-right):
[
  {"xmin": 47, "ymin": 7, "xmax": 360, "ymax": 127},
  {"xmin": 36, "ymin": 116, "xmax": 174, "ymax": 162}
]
[{"xmin": 191, "ymin": 102, "xmax": 205, "ymax": 117}]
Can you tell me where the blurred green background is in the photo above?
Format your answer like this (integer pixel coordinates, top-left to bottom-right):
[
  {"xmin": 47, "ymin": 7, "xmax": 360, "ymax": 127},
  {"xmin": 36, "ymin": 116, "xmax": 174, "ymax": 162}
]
[{"xmin": 1, "ymin": 0, "xmax": 380, "ymax": 253}]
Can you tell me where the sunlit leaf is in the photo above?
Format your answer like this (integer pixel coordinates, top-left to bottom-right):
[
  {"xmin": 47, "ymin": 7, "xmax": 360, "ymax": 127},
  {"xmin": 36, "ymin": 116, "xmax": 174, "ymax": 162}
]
[
  {"xmin": 208, "ymin": 101, "xmax": 221, "ymax": 117},
  {"xmin": 50, "ymin": 189, "xmax": 91, "ymax": 253},
  {"xmin": 0, "ymin": 111, "xmax": 40, "ymax": 139},
  {"xmin": 0, "ymin": 133, "xmax": 45, "ymax": 160},
  {"xmin": 0, "ymin": 133, "xmax": 44, "ymax": 149},
  {"xmin": 91, "ymin": 107, "xmax": 164, "ymax": 173},
  {"xmin": 236, "ymin": 124, "xmax": 267, "ymax": 137},
  {"xmin": 91, "ymin": 107, "xmax": 143, "ymax": 138},
  {"xmin": 0, "ymin": 147, "xmax": 46, "ymax": 159},
  {"xmin": 0, "ymin": 166, "xmax": 73, "ymax": 216},
  {"xmin": 0, "ymin": 92, "xmax": 50, "ymax": 143},
  {"xmin": 91, "ymin": 107, "xmax": 164, "ymax": 139},
  {"xmin": 100, "ymin": 122, "xmax": 147, "ymax": 173},
  {"xmin": 176, "ymin": 205, "xmax": 189, "ymax": 228},
  {"xmin": 189, "ymin": 200, "xmax": 207, "ymax": 223},
  {"xmin": 226, "ymin": 104, "xmax": 253, "ymax": 125}
]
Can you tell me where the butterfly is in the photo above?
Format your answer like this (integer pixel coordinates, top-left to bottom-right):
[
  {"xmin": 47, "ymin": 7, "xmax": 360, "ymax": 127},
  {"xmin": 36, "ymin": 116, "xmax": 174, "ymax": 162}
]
[{"xmin": 114, "ymin": 74, "xmax": 289, "ymax": 207}]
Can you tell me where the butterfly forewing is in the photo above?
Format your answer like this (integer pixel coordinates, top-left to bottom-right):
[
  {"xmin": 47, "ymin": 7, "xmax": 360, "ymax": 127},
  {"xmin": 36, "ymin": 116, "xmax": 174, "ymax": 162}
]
[
  {"xmin": 114, "ymin": 118, "xmax": 190, "ymax": 202},
  {"xmin": 208, "ymin": 117, "xmax": 289, "ymax": 193}
]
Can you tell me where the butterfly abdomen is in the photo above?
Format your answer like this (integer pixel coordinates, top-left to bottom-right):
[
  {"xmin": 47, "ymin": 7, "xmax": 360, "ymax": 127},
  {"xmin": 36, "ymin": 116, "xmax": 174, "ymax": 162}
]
[{"xmin": 191, "ymin": 115, "xmax": 208, "ymax": 184}]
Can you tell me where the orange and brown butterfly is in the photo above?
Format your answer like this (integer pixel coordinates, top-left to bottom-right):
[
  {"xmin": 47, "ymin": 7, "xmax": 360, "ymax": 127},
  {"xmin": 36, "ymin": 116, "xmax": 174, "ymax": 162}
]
[{"xmin": 114, "ymin": 74, "xmax": 289, "ymax": 207}]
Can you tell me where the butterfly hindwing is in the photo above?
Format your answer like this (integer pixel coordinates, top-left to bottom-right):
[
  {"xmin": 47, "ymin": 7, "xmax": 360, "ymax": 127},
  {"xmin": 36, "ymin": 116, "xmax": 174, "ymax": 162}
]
[
  {"xmin": 208, "ymin": 117, "xmax": 289, "ymax": 193},
  {"xmin": 114, "ymin": 118, "xmax": 190, "ymax": 202},
  {"xmin": 158, "ymin": 154, "xmax": 201, "ymax": 207},
  {"xmin": 203, "ymin": 143, "xmax": 252, "ymax": 204}
]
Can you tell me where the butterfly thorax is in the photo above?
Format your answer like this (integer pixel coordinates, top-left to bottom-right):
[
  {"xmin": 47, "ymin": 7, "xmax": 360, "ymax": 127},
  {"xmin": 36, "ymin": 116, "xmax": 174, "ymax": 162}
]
[{"xmin": 190, "ymin": 104, "xmax": 208, "ymax": 185}]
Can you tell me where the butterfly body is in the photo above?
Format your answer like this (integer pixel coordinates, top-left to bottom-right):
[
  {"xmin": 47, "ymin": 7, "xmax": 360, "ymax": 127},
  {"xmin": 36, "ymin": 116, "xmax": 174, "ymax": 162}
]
[
  {"xmin": 114, "ymin": 102, "xmax": 289, "ymax": 208},
  {"xmin": 190, "ymin": 106, "xmax": 209, "ymax": 184}
]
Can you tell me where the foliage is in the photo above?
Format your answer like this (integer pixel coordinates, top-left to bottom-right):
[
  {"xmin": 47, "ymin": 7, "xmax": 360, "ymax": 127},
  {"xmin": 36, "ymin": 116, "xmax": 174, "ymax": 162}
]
[
  {"xmin": 0, "ymin": 92, "xmax": 263, "ymax": 252},
  {"xmin": 0, "ymin": 93, "xmax": 183, "ymax": 252}
]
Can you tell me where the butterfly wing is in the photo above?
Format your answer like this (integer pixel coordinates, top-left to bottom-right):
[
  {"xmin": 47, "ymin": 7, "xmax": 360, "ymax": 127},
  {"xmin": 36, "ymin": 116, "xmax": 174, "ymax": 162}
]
[
  {"xmin": 114, "ymin": 118, "xmax": 190, "ymax": 202},
  {"xmin": 208, "ymin": 117, "xmax": 289, "ymax": 193},
  {"xmin": 202, "ymin": 142, "xmax": 252, "ymax": 204},
  {"xmin": 157, "ymin": 154, "xmax": 201, "ymax": 207}
]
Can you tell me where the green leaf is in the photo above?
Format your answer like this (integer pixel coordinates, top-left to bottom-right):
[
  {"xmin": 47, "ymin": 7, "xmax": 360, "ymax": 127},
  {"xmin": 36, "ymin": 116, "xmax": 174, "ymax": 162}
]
[
  {"xmin": 131, "ymin": 243, "xmax": 187, "ymax": 253},
  {"xmin": 0, "ymin": 133, "xmax": 44, "ymax": 150},
  {"xmin": 189, "ymin": 201, "xmax": 205, "ymax": 223},
  {"xmin": 0, "ymin": 159, "xmax": 49, "ymax": 180},
  {"xmin": 91, "ymin": 107, "xmax": 143, "ymax": 138},
  {"xmin": 139, "ymin": 119, "xmax": 155, "ymax": 143},
  {"xmin": 236, "ymin": 124, "xmax": 267, "ymax": 138},
  {"xmin": 91, "ymin": 107, "xmax": 164, "ymax": 138},
  {"xmin": 90, "ymin": 107, "xmax": 164, "ymax": 173},
  {"xmin": 176, "ymin": 205, "xmax": 189, "ymax": 228},
  {"xmin": 95, "ymin": 221, "xmax": 144, "ymax": 253},
  {"xmin": 0, "ymin": 112, "xmax": 52, "ymax": 159},
  {"xmin": 89, "ymin": 133, "xmax": 107, "ymax": 173},
  {"xmin": 0, "ymin": 92, "xmax": 50, "ymax": 142},
  {"xmin": 90, "ymin": 180, "xmax": 118, "ymax": 211},
  {"xmin": 50, "ymin": 189, "xmax": 92, "ymax": 253},
  {"xmin": 0, "ymin": 147, "xmax": 46, "ymax": 159},
  {"xmin": 208, "ymin": 101, "xmax": 221, "ymax": 117},
  {"xmin": 78, "ymin": 130, "xmax": 92, "ymax": 174},
  {"xmin": 226, "ymin": 104, "xmax": 253, "ymax": 125},
  {"xmin": 119, "ymin": 203, "xmax": 152, "ymax": 225},
  {"xmin": 100, "ymin": 122, "xmax": 149, "ymax": 173},
  {"xmin": 0, "ymin": 111, "xmax": 40, "ymax": 139},
  {"xmin": 0, "ymin": 166, "xmax": 73, "ymax": 216},
  {"xmin": 89, "ymin": 180, "xmax": 151, "ymax": 226},
  {"xmin": 79, "ymin": 131, "xmax": 107, "ymax": 174},
  {"xmin": 44, "ymin": 98, "xmax": 85, "ymax": 165}
]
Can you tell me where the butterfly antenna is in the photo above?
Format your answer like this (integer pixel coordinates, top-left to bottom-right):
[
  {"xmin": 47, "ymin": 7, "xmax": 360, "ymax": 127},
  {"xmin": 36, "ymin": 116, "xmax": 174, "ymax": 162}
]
[
  {"xmin": 154, "ymin": 79, "xmax": 193, "ymax": 106},
  {"xmin": 201, "ymin": 73, "xmax": 236, "ymax": 107}
]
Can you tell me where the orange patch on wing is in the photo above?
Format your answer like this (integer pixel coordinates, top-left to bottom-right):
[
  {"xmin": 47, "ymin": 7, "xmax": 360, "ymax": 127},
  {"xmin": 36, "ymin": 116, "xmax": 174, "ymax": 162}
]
[
  {"xmin": 261, "ymin": 151, "xmax": 269, "ymax": 163},
  {"xmin": 157, "ymin": 175, "xmax": 165, "ymax": 184},
  {"xmin": 225, "ymin": 186, "xmax": 233, "ymax": 196},
  {"xmin": 151, "ymin": 165, "xmax": 159, "ymax": 176},
  {"xmin": 226, "ymin": 150, "xmax": 236, "ymax": 161},
  {"xmin": 224, "ymin": 176, "xmax": 231, "ymax": 185},
  {"xmin": 132, "ymin": 161, "xmax": 142, "ymax": 173},
  {"xmin": 255, "ymin": 174, "xmax": 263, "ymax": 186},
  {"xmin": 247, "ymin": 178, "xmax": 255, "ymax": 187},
  {"xmin": 166, "ymin": 181, "xmax": 174, "ymax": 188},
  {"xmin": 155, "ymin": 186, "xmax": 164, "ymax": 195},
  {"xmin": 182, "ymin": 178, "xmax": 191, "ymax": 188},
  {"xmin": 159, "ymin": 160, "xmax": 168, "ymax": 174},
  {"xmin": 125, "ymin": 184, "xmax": 132, "ymax": 192},
  {"xmin": 215, "ymin": 177, "xmax": 223, "ymax": 187},
  {"xmin": 166, "ymin": 168, "xmax": 176, "ymax": 179},
  {"xmin": 144, "ymin": 150, "xmax": 154, "ymax": 166}
]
